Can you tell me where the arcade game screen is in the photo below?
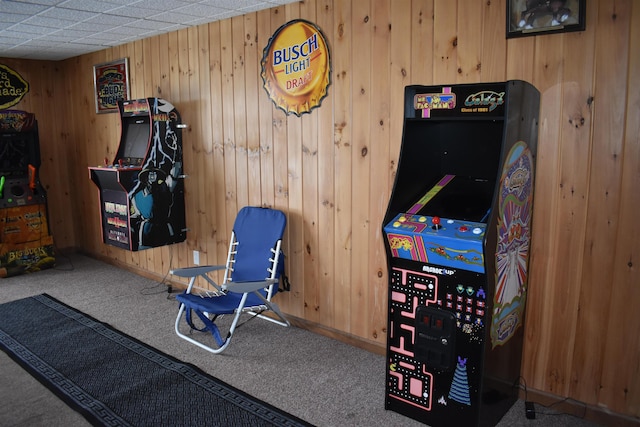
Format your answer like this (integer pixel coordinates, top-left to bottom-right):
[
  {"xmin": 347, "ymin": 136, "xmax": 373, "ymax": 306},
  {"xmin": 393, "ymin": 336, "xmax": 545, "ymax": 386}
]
[
  {"xmin": 121, "ymin": 120, "xmax": 150, "ymax": 162},
  {"xmin": 398, "ymin": 119, "xmax": 503, "ymax": 223},
  {"xmin": 0, "ymin": 134, "xmax": 37, "ymax": 177},
  {"xmin": 415, "ymin": 175, "xmax": 494, "ymax": 222}
]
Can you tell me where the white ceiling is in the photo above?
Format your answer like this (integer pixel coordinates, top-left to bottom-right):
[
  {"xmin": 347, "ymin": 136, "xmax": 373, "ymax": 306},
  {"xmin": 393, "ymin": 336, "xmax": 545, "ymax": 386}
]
[{"xmin": 0, "ymin": 0, "xmax": 299, "ymax": 61}]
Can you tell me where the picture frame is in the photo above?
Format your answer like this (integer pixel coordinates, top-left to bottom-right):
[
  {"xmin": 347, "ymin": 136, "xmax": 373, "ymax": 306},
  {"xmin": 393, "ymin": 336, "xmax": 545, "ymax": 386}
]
[
  {"xmin": 93, "ymin": 58, "xmax": 130, "ymax": 114},
  {"xmin": 507, "ymin": 0, "xmax": 586, "ymax": 38}
]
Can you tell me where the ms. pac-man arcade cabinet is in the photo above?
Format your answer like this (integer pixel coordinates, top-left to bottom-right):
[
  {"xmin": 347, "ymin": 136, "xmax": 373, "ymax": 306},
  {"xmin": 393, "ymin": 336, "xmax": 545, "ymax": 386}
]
[
  {"xmin": 89, "ymin": 98, "xmax": 186, "ymax": 251},
  {"xmin": 382, "ymin": 81, "xmax": 539, "ymax": 427}
]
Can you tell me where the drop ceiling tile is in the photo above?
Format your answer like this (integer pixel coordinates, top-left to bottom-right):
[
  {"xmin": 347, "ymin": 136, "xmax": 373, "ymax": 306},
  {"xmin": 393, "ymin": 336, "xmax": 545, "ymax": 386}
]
[
  {"xmin": 173, "ymin": 4, "xmax": 230, "ymax": 18},
  {"xmin": 7, "ymin": 23, "xmax": 58, "ymax": 35},
  {"xmin": 128, "ymin": 0, "xmax": 188, "ymax": 13},
  {"xmin": 22, "ymin": 15, "xmax": 75, "ymax": 28},
  {"xmin": 0, "ymin": 2, "xmax": 48, "ymax": 15},
  {"xmin": 39, "ymin": 7, "xmax": 99, "ymax": 21},
  {"xmin": 57, "ymin": 0, "xmax": 121, "ymax": 13}
]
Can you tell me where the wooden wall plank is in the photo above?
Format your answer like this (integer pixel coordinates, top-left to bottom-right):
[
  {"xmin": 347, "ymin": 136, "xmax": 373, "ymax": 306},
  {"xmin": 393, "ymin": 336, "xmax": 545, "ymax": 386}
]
[
  {"xmin": 172, "ymin": 29, "xmax": 191, "ymax": 271},
  {"xmin": 369, "ymin": 0, "xmax": 392, "ymax": 344},
  {"xmin": 540, "ymin": 12, "xmax": 597, "ymax": 397},
  {"xmin": 282, "ymin": 1, "xmax": 305, "ymax": 318},
  {"xmin": 270, "ymin": 5, "xmax": 292, "ymax": 310},
  {"xmin": 232, "ymin": 17, "xmax": 250, "ymax": 210},
  {"xmin": 529, "ymin": 34, "xmax": 567, "ymax": 395},
  {"xmin": 298, "ymin": 0, "xmax": 321, "ymax": 324},
  {"xmin": 47, "ymin": 62, "xmax": 74, "ymax": 248},
  {"xmin": 256, "ymin": 10, "xmax": 276, "ymax": 209},
  {"xmin": 208, "ymin": 20, "xmax": 227, "ymax": 282},
  {"xmin": 389, "ymin": 0, "xmax": 411, "ymax": 184},
  {"xmin": 349, "ymin": 0, "xmax": 372, "ymax": 338},
  {"xmin": 599, "ymin": 3, "xmax": 640, "ymax": 416},
  {"xmin": 505, "ymin": 37, "xmax": 534, "ymax": 82},
  {"xmin": 480, "ymin": 0, "xmax": 506, "ymax": 82},
  {"xmin": 410, "ymin": 0, "xmax": 434, "ymax": 84},
  {"xmin": 243, "ymin": 13, "xmax": 263, "ymax": 208},
  {"xmin": 315, "ymin": 0, "xmax": 337, "ymax": 329},
  {"xmin": 185, "ymin": 26, "xmax": 201, "ymax": 271},
  {"xmin": 219, "ymin": 19, "xmax": 239, "ymax": 251},
  {"xmin": 196, "ymin": 24, "xmax": 214, "ymax": 267},
  {"xmin": 432, "ymin": 0, "xmax": 457, "ymax": 83},
  {"xmin": 455, "ymin": 0, "xmax": 482, "ymax": 83},
  {"xmin": 332, "ymin": 0, "xmax": 353, "ymax": 332}
]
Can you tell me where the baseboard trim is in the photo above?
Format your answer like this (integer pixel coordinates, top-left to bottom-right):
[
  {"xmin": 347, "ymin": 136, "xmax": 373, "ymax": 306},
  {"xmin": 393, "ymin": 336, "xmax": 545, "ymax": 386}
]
[{"xmin": 286, "ymin": 315, "xmax": 386, "ymax": 356}]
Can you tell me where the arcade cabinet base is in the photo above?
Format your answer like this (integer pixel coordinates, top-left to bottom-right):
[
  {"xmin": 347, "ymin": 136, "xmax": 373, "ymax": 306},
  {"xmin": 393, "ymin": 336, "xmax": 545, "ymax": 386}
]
[{"xmin": 0, "ymin": 235, "xmax": 55, "ymax": 278}]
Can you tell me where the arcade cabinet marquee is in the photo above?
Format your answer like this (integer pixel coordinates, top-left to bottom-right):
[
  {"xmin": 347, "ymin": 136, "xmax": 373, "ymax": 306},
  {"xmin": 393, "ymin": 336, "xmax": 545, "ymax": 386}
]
[
  {"xmin": 382, "ymin": 81, "xmax": 540, "ymax": 427},
  {"xmin": 0, "ymin": 110, "xmax": 55, "ymax": 277},
  {"xmin": 89, "ymin": 98, "xmax": 187, "ymax": 251}
]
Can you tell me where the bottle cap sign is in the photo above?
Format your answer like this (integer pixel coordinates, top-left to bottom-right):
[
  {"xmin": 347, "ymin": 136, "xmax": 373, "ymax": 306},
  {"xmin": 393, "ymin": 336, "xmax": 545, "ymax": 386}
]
[{"xmin": 261, "ymin": 19, "xmax": 331, "ymax": 116}]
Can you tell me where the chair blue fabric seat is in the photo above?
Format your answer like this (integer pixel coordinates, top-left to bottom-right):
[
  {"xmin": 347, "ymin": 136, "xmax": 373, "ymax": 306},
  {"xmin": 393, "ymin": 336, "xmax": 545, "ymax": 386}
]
[{"xmin": 175, "ymin": 291, "xmax": 267, "ymax": 315}]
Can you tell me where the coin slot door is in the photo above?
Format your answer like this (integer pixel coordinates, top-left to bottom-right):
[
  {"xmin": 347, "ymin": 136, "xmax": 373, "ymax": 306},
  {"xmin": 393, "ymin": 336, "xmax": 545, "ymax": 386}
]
[{"xmin": 415, "ymin": 306, "xmax": 457, "ymax": 371}]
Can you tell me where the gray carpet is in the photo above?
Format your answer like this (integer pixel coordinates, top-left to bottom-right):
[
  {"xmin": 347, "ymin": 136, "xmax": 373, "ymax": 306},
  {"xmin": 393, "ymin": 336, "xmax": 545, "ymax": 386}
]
[{"xmin": 0, "ymin": 253, "xmax": 599, "ymax": 427}]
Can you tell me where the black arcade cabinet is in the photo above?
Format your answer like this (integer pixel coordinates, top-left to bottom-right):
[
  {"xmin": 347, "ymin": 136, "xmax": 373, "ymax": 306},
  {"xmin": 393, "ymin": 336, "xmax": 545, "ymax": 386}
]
[
  {"xmin": 89, "ymin": 98, "xmax": 186, "ymax": 251},
  {"xmin": 0, "ymin": 110, "xmax": 55, "ymax": 277},
  {"xmin": 382, "ymin": 81, "xmax": 539, "ymax": 426}
]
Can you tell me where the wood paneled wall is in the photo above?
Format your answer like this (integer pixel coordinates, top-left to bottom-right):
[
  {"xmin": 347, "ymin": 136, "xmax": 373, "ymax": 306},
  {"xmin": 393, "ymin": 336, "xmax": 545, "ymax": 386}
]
[{"xmin": 2, "ymin": 0, "xmax": 638, "ymax": 420}]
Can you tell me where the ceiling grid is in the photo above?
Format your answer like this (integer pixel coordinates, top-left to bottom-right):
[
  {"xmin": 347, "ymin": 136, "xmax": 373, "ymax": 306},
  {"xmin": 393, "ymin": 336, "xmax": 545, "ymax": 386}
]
[{"xmin": 0, "ymin": 0, "xmax": 298, "ymax": 60}]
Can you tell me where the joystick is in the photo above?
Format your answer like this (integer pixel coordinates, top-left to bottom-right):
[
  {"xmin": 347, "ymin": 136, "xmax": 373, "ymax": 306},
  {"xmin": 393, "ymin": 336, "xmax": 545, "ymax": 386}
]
[
  {"xmin": 431, "ymin": 216, "xmax": 442, "ymax": 230},
  {"xmin": 28, "ymin": 164, "xmax": 37, "ymax": 192}
]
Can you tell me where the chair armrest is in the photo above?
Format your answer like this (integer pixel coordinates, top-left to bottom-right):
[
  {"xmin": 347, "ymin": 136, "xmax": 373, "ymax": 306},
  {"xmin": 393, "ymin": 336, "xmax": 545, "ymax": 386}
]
[
  {"xmin": 170, "ymin": 265, "xmax": 225, "ymax": 278},
  {"xmin": 223, "ymin": 279, "xmax": 277, "ymax": 293}
]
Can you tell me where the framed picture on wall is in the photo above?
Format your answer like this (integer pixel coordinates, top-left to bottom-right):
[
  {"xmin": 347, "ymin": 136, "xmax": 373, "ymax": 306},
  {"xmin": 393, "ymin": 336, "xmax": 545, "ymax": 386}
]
[
  {"xmin": 93, "ymin": 58, "xmax": 130, "ymax": 114},
  {"xmin": 507, "ymin": 0, "xmax": 586, "ymax": 38}
]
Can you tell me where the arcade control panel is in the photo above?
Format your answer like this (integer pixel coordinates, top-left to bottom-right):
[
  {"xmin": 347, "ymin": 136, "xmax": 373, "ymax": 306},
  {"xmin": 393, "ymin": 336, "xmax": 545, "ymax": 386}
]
[
  {"xmin": 97, "ymin": 157, "xmax": 144, "ymax": 169},
  {"xmin": 384, "ymin": 213, "xmax": 486, "ymax": 273},
  {"xmin": 0, "ymin": 166, "xmax": 47, "ymax": 209}
]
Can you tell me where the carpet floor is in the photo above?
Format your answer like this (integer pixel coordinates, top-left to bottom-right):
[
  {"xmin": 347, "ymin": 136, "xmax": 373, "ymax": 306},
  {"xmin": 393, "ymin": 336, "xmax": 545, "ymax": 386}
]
[{"xmin": 0, "ymin": 293, "xmax": 311, "ymax": 427}]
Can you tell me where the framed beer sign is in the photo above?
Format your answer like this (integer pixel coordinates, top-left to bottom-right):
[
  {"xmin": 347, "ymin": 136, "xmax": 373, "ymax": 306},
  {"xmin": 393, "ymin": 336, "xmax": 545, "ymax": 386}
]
[{"xmin": 93, "ymin": 58, "xmax": 130, "ymax": 114}]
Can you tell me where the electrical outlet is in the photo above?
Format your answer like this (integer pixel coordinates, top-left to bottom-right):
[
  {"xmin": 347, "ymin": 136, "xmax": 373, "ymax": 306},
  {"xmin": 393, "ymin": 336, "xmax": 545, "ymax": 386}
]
[{"xmin": 193, "ymin": 250, "xmax": 200, "ymax": 265}]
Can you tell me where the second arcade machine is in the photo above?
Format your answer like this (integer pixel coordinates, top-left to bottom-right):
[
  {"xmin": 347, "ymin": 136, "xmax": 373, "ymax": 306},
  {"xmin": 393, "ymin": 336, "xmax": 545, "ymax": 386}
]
[
  {"xmin": 382, "ymin": 81, "xmax": 539, "ymax": 426},
  {"xmin": 89, "ymin": 98, "xmax": 186, "ymax": 251}
]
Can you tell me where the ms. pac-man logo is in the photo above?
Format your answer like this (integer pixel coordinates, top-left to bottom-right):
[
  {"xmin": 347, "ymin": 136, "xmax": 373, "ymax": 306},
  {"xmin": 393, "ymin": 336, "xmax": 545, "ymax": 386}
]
[{"xmin": 414, "ymin": 87, "xmax": 456, "ymax": 118}]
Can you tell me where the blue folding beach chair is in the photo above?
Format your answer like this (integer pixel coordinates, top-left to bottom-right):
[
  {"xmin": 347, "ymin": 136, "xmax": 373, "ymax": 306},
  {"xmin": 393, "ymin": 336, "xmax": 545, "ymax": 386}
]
[{"xmin": 171, "ymin": 206, "xmax": 290, "ymax": 354}]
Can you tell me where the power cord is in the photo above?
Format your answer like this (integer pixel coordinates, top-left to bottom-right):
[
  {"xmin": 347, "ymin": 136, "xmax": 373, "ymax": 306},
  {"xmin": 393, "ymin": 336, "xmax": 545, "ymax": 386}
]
[
  {"xmin": 139, "ymin": 246, "xmax": 176, "ymax": 298},
  {"xmin": 516, "ymin": 376, "xmax": 588, "ymax": 421}
]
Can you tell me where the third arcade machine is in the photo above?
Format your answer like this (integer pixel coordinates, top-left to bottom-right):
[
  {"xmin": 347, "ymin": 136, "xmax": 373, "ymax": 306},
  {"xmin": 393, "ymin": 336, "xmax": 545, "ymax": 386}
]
[
  {"xmin": 89, "ymin": 98, "xmax": 186, "ymax": 251},
  {"xmin": 0, "ymin": 110, "xmax": 55, "ymax": 277},
  {"xmin": 382, "ymin": 81, "xmax": 540, "ymax": 427}
]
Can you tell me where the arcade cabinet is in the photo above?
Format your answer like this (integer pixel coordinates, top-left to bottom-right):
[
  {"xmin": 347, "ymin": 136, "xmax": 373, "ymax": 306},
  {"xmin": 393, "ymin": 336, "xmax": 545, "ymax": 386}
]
[
  {"xmin": 382, "ymin": 81, "xmax": 539, "ymax": 427},
  {"xmin": 89, "ymin": 98, "xmax": 186, "ymax": 251},
  {"xmin": 0, "ymin": 110, "xmax": 55, "ymax": 277}
]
